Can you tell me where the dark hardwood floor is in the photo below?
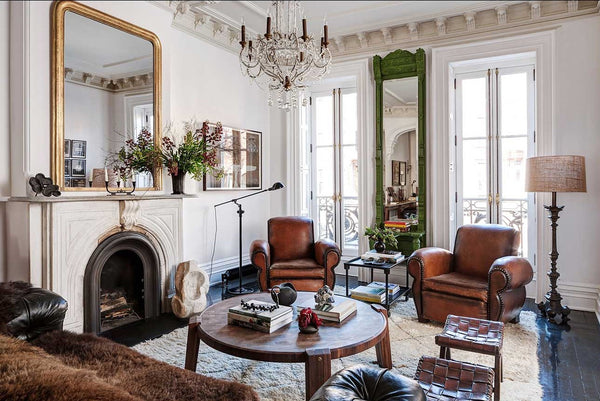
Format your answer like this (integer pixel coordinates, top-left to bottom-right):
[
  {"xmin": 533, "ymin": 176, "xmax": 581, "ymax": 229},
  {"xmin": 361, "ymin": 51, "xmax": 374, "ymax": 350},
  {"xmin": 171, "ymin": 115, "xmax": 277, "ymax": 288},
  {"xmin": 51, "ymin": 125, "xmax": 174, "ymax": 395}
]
[{"xmin": 104, "ymin": 274, "xmax": 600, "ymax": 401}]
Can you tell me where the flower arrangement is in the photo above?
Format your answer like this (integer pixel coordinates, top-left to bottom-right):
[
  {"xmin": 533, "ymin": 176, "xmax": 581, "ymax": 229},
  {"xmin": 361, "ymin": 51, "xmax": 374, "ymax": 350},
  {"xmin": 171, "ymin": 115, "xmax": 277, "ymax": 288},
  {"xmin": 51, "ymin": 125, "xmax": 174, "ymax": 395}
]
[
  {"xmin": 112, "ymin": 128, "xmax": 158, "ymax": 182},
  {"xmin": 298, "ymin": 307, "xmax": 322, "ymax": 333}
]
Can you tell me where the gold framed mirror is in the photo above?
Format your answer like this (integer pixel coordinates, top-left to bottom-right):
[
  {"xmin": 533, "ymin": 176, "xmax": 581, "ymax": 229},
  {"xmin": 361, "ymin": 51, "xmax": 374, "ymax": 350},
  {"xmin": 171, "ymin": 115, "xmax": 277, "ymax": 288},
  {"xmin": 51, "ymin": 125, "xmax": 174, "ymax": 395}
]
[{"xmin": 51, "ymin": 1, "xmax": 162, "ymax": 191}]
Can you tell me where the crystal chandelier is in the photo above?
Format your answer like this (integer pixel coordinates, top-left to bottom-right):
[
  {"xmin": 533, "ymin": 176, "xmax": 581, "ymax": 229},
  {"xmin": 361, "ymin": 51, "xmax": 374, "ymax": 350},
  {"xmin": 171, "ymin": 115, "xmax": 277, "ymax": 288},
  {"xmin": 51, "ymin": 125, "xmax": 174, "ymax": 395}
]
[{"xmin": 239, "ymin": 1, "xmax": 332, "ymax": 110}]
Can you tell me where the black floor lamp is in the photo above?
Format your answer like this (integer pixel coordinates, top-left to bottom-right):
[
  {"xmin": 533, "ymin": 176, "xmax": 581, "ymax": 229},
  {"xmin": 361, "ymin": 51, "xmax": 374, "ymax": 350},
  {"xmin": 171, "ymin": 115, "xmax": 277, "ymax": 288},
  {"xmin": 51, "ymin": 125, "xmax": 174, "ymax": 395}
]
[
  {"xmin": 525, "ymin": 155, "xmax": 586, "ymax": 325},
  {"xmin": 214, "ymin": 182, "xmax": 285, "ymax": 295}
]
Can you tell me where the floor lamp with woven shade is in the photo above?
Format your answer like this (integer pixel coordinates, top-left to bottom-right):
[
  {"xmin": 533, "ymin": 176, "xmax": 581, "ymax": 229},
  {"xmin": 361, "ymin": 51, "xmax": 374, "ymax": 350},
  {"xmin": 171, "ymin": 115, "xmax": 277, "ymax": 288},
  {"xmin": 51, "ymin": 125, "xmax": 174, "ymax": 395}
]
[{"xmin": 525, "ymin": 155, "xmax": 586, "ymax": 325}]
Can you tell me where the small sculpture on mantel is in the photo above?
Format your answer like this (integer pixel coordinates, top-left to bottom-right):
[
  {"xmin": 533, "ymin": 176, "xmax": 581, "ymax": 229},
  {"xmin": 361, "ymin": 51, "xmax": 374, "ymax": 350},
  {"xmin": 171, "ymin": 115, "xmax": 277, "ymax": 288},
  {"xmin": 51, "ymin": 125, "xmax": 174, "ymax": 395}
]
[
  {"xmin": 29, "ymin": 173, "xmax": 61, "ymax": 197},
  {"xmin": 314, "ymin": 285, "xmax": 335, "ymax": 312},
  {"xmin": 171, "ymin": 260, "xmax": 210, "ymax": 318}
]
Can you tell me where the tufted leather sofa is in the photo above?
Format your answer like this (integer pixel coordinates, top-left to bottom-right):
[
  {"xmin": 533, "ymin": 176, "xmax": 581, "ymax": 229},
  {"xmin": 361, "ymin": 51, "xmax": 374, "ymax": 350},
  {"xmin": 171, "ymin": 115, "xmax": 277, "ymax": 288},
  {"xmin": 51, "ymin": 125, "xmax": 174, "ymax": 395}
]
[
  {"xmin": 408, "ymin": 224, "xmax": 533, "ymax": 323},
  {"xmin": 250, "ymin": 216, "xmax": 341, "ymax": 291},
  {"xmin": 309, "ymin": 364, "xmax": 426, "ymax": 401}
]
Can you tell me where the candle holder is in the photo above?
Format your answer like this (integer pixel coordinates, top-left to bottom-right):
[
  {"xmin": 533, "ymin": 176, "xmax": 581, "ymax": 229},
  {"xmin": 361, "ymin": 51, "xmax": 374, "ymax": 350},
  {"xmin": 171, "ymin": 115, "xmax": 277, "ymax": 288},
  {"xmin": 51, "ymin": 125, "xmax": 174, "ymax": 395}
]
[{"xmin": 105, "ymin": 180, "xmax": 136, "ymax": 196}]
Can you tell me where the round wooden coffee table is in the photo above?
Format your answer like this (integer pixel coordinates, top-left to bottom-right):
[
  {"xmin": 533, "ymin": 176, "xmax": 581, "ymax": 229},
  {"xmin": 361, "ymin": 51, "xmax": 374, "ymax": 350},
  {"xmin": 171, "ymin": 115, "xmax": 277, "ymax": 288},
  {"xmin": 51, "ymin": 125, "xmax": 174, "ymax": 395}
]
[{"xmin": 185, "ymin": 291, "xmax": 392, "ymax": 401}]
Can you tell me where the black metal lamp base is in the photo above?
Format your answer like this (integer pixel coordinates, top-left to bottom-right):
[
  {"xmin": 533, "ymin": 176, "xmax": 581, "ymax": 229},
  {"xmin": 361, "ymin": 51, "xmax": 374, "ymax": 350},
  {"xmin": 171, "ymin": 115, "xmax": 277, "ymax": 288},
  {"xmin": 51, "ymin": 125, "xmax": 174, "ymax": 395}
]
[
  {"xmin": 538, "ymin": 297, "xmax": 570, "ymax": 325},
  {"xmin": 227, "ymin": 286, "xmax": 255, "ymax": 295}
]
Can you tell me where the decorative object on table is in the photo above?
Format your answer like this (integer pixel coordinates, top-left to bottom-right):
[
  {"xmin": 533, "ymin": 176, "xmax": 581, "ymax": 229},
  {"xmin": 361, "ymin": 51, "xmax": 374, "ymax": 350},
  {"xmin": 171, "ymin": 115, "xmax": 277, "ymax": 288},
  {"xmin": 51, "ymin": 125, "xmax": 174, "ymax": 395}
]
[
  {"xmin": 238, "ymin": 0, "xmax": 331, "ymax": 110},
  {"xmin": 297, "ymin": 307, "xmax": 322, "ymax": 334},
  {"xmin": 228, "ymin": 299, "xmax": 293, "ymax": 333},
  {"xmin": 159, "ymin": 120, "xmax": 223, "ymax": 194},
  {"xmin": 525, "ymin": 155, "xmax": 586, "ymax": 325},
  {"xmin": 29, "ymin": 173, "xmax": 61, "ymax": 197},
  {"xmin": 215, "ymin": 182, "xmax": 285, "ymax": 295},
  {"xmin": 70, "ymin": 159, "xmax": 85, "ymax": 177},
  {"xmin": 171, "ymin": 260, "xmax": 210, "ymax": 319},
  {"xmin": 270, "ymin": 282, "xmax": 297, "ymax": 306},
  {"xmin": 64, "ymin": 139, "xmax": 71, "ymax": 158},
  {"xmin": 364, "ymin": 226, "xmax": 398, "ymax": 253},
  {"xmin": 70, "ymin": 139, "xmax": 86, "ymax": 158},
  {"xmin": 314, "ymin": 285, "xmax": 335, "ymax": 311},
  {"xmin": 296, "ymin": 299, "xmax": 357, "ymax": 323},
  {"xmin": 361, "ymin": 249, "xmax": 403, "ymax": 263},
  {"xmin": 203, "ymin": 123, "xmax": 262, "ymax": 191},
  {"xmin": 104, "ymin": 167, "xmax": 136, "ymax": 196}
]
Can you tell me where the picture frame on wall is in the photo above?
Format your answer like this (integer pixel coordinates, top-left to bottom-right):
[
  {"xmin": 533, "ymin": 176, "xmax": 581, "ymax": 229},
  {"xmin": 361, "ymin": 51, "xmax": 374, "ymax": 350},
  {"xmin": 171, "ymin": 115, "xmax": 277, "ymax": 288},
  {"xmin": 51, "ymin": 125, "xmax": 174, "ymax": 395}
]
[
  {"xmin": 64, "ymin": 139, "xmax": 71, "ymax": 158},
  {"xmin": 65, "ymin": 178, "xmax": 72, "ymax": 187},
  {"xmin": 391, "ymin": 160, "xmax": 400, "ymax": 186},
  {"xmin": 70, "ymin": 178, "xmax": 87, "ymax": 188},
  {"xmin": 64, "ymin": 159, "xmax": 72, "ymax": 177},
  {"xmin": 203, "ymin": 124, "xmax": 262, "ymax": 191},
  {"xmin": 71, "ymin": 159, "xmax": 86, "ymax": 177},
  {"xmin": 71, "ymin": 140, "xmax": 87, "ymax": 158}
]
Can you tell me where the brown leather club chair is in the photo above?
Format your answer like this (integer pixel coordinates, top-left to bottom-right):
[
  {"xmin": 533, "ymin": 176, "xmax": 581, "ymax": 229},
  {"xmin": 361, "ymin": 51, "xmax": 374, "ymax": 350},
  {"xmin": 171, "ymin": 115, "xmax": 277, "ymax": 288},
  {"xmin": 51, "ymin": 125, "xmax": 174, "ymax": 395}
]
[
  {"xmin": 250, "ymin": 216, "xmax": 341, "ymax": 292},
  {"xmin": 408, "ymin": 224, "xmax": 533, "ymax": 324}
]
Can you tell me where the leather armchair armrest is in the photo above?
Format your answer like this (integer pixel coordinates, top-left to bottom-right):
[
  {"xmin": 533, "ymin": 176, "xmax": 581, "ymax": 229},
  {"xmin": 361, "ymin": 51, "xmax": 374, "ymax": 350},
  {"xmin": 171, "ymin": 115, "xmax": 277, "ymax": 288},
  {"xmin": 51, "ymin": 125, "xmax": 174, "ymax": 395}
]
[
  {"xmin": 315, "ymin": 238, "xmax": 340, "ymax": 268},
  {"xmin": 407, "ymin": 247, "xmax": 454, "ymax": 280},
  {"xmin": 315, "ymin": 239, "xmax": 341, "ymax": 289},
  {"xmin": 489, "ymin": 256, "xmax": 533, "ymax": 290},
  {"xmin": 250, "ymin": 240, "xmax": 270, "ymax": 290}
]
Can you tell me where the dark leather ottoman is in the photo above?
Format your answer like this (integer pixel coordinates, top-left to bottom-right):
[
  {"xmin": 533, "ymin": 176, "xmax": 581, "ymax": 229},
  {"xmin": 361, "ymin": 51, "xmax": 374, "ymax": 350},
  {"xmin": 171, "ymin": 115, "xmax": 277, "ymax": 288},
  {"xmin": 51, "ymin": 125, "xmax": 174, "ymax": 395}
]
[{"xmin": 309, "ymin": 364, "xmax": 426, "ymax": 401}]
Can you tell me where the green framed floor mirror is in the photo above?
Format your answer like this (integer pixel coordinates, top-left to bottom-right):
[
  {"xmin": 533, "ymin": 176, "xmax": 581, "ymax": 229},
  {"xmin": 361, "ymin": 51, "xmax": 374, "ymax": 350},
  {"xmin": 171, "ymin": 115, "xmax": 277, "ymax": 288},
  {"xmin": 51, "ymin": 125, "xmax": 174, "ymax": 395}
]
[{"xmin": 373, "ymin": 49, "xmax": 426, "ymax": 255}]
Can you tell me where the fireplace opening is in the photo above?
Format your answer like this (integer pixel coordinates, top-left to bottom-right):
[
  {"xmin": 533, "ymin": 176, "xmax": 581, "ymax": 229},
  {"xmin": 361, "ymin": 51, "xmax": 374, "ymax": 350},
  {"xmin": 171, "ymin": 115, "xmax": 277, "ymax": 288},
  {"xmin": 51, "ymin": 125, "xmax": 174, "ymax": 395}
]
[{"xmin": 84, "ymin": 232, "xmax": 161, "ymax": 334}]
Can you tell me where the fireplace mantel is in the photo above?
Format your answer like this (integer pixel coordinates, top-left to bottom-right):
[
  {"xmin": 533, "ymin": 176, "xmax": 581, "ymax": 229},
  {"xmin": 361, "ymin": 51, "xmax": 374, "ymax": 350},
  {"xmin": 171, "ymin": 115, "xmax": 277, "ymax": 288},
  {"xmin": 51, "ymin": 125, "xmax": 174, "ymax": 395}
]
[{"xmin": 5, "ymin": 196, "xmax": 184, "ymax": 332}]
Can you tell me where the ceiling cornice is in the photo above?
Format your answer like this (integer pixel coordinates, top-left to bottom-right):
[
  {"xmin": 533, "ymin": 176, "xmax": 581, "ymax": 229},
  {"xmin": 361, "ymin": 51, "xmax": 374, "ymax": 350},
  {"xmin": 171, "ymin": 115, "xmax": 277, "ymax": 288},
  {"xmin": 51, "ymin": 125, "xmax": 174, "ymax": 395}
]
[{"xmin": 150, "ymin": 1, "xmax": 599, "ymax": 58}]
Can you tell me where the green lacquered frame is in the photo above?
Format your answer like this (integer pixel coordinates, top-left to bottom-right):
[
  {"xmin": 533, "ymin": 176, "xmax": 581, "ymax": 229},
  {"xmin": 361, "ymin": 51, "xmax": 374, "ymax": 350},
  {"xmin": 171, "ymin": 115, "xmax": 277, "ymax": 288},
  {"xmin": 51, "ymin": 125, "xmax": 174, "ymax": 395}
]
[{"xmin": 373, "ymin": 48, "xmax": 426, "ymax": 248}]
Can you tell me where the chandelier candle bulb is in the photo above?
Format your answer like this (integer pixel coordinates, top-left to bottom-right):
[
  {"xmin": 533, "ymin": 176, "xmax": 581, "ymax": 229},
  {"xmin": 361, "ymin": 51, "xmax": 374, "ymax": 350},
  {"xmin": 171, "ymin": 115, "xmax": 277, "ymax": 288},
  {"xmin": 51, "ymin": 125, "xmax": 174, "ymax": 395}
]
[
  {"xmin": 266, "ymin": 16, "xmax": 272, "ymax": 38},
  {"xmin": 241, "ymin": 24, "xmax": 245, "ymax": 44},
  {"xmin": 302, "ymin": 18, "xmax": 307, "ymax": 40},
  {"xmin": 324, "ymin": 25, "xmax": 328, "ymax": 46}
]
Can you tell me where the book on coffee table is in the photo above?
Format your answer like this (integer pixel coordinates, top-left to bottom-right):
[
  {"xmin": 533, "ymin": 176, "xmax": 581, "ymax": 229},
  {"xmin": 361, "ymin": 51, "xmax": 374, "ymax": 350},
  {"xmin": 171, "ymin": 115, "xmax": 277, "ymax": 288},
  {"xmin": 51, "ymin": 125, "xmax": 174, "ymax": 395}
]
[
  {"xmin": 228, "ymin": 300, "xmax": 293, "ymax": 322},
  {"xmin": 296, "ymin": 299, "xmax": 357, "ymax": 323},
  {"xmin": 227, "ymin": 312, "xmax": 293, "ymax": 333}
]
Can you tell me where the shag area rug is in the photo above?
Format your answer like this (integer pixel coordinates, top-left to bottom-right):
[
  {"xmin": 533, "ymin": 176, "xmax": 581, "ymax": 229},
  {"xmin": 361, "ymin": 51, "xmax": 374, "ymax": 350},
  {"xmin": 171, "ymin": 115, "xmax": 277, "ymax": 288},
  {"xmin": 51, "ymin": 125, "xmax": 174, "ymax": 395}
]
[{"xmin": 134, "ymin": 300, "xmax": 542, "ymax": 401}]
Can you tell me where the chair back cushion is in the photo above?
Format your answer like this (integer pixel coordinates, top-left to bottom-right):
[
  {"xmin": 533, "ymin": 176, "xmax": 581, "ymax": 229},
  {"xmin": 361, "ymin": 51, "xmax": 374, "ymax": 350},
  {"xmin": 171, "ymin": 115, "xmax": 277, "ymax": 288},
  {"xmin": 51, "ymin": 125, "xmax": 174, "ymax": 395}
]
[
  {"xmin": 268, "ymin": 217, "xmax": 315, "ymax": 263},
  {"xmin": 453, "ymin": 224, "xmax": 520, "ymax": 279}
]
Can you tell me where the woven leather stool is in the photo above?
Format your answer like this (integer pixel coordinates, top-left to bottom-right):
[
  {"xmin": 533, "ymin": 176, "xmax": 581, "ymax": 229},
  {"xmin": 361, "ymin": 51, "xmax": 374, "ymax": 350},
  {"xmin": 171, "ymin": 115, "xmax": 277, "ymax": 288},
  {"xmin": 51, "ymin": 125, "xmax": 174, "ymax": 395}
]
[
  {"xmin": 435, "ymin": 315, "xmax": 504, "ymax": 401},
  {"xmin": 415, "ymin": 356, "xmax": 494, "ymax": 401}
]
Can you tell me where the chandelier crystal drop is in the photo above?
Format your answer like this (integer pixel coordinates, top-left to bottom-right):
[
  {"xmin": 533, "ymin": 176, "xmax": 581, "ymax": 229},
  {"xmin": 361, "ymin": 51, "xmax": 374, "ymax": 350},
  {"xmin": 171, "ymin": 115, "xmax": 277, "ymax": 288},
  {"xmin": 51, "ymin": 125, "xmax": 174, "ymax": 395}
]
[{"xmin": 239, "ymin": 1, "xmax": 332, "ymax": 110}]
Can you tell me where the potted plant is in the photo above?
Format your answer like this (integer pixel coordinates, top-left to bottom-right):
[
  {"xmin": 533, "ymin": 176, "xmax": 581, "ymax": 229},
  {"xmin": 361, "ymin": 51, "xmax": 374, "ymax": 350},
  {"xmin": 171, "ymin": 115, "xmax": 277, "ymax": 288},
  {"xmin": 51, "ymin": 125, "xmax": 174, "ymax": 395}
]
[
  {"xmin": 364, "ymin": 226, "xmax": 398, "ymax": 253},
  {"xmin": 157, "ymin": 120, "xmax": 223, "ymax": 194}
]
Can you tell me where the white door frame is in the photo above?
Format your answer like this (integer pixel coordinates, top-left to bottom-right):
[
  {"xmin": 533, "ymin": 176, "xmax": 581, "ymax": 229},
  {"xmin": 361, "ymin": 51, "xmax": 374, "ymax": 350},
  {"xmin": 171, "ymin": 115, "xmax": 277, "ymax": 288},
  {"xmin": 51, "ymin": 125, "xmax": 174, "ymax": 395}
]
[{"xmin": 430, "ymin": 30, "xmax": 556, "ymax": 302}]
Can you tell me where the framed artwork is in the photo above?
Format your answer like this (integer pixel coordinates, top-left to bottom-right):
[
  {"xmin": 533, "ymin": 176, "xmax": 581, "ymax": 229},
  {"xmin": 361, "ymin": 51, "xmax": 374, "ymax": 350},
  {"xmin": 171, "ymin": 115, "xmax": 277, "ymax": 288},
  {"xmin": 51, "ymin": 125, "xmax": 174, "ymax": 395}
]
[
  {"xmin": 71, "ymin": 140, "xmax": 87, "ymax": 158},
  {"xmin": 71, "ymin": 159, "xmax": 86, "ymax": 177},
  {"xmin": 64, "ymin": 139, "xmax": 71, "ymax": 158},
  {"xmin": 204, "ymin": 124, "xmax": 262, "ymax": 190},
  {"xmin": 71, "ymin": 178, "xmax": 87, "ymax": 187},
  {"xmin": 64, "ymin": 159, "xmax": 72, "ymax": 177},
  {"xmin": 399, "ymin": 161, "xmax": 407, "ymax": 186},
  {"xmin": 391, "ymin": 160, "xmax": 400, "ymax": 186},
  {"xmin": 64, "ymin": 178, "xmax": 72, "ymax": 187}
]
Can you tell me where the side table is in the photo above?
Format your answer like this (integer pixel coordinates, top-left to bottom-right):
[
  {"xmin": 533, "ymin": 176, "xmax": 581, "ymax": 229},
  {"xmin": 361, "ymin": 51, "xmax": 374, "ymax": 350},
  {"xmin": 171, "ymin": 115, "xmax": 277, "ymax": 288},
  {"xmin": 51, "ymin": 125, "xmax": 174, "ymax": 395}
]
[{"xmin": 343, "ymin": 256, "xmax": 408, "ymax": 313}]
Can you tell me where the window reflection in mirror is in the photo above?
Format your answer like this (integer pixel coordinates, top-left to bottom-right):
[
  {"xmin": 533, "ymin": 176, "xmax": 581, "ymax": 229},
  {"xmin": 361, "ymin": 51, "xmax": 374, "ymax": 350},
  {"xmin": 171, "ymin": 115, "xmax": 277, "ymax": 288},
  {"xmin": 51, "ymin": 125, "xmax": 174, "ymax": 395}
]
[
  {"xmin": 63, "ymin": 11, "xmax": 154, "ymax": 188},
  {"xmin": 383, "ymin": 77, "xmax": 418, "ymax": 218}
]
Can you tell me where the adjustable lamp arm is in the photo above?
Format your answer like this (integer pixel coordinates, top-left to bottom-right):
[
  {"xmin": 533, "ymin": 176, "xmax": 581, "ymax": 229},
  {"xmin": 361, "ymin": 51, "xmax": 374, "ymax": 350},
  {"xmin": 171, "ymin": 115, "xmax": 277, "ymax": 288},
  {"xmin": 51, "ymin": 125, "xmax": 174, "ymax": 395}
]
[{"xmin": 213, "ymin": 182, "xmax": 284, "ymax": 208}]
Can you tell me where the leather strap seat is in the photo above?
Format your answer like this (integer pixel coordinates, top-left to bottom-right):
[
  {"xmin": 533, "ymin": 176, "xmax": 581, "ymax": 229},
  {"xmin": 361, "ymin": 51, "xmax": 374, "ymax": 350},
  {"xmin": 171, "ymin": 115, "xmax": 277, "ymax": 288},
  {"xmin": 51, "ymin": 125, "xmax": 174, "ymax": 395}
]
[{"xmin": 309, "ymin": 364, "xmax": 426, "ymax": 401}]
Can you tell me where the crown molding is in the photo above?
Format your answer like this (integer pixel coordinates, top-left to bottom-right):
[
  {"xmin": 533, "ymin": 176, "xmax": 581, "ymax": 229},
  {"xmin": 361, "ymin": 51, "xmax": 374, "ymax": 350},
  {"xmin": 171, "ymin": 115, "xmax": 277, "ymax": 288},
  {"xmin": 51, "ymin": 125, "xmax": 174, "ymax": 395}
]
[
  {"xmin": 150, "ymin": 1, "xmax": 599, "ymax": 58},
  {"xmin": 64, "ymin": 68, "xmax": 153, "ymax": 93}
]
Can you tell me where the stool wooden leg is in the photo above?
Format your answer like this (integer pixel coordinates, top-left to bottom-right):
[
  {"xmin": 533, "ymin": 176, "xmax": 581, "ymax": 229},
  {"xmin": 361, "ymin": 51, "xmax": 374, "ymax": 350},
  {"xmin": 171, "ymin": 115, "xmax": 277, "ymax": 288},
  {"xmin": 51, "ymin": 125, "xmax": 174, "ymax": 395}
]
[
  {"xmin": 445, "ymin": 347, "xmax": 451, "ymax": 360},
  {"xmin": 500, "ymin": 354, "xmax": 503, "ymax": 382},
  {"xmin": 439, "ymin": 346, "xmax": 446, "ymax": 359},
  {"xmin": 494, "ymin": 354, "xmax": 501, "ymax": 401}
]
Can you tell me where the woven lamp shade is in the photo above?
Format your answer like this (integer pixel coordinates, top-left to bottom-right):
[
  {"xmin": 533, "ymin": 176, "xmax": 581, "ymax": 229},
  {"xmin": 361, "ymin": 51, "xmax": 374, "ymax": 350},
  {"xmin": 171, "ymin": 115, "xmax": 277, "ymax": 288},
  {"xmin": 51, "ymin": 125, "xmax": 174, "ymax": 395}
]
[{"xmin": 525, "ymin": 155, "xmax": 586, "ymax": 193}]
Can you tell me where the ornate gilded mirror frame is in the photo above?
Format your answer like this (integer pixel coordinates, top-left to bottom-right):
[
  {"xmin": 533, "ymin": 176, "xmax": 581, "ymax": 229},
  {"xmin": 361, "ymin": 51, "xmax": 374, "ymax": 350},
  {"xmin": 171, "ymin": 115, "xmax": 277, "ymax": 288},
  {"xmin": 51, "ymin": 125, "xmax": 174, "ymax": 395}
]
[
  {"xmin": 373, "ymin": 49, "xmax": 426, "ymax": 247},
  {"xmin": 51, "ymin": 0, "xmax": 162, "ymax": 191}
]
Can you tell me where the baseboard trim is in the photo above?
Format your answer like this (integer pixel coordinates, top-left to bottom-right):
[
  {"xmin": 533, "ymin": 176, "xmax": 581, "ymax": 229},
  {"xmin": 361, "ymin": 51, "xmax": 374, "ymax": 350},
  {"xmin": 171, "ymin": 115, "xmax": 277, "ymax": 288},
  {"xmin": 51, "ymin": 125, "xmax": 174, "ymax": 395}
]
[
  {"xmin": 197, "ymin": 255, "xmax": 252, "ymax": 286},
  {"xmin": 557, "ymin": 282, "xmax": 600, "ymax": 319}
]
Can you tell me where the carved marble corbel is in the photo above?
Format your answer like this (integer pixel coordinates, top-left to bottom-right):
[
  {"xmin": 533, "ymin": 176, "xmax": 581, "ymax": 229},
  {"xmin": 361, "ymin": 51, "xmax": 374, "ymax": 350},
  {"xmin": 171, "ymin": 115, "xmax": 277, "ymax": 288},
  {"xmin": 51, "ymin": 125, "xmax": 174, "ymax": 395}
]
[{"xmin": 120, "ymin": 200, "xmax": 141, "ymax": 230}]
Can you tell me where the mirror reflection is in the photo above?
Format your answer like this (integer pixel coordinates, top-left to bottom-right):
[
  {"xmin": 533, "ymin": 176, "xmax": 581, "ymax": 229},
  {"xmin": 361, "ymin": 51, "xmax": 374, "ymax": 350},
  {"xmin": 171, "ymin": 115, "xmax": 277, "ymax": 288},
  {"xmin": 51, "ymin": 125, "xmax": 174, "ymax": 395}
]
[
  {"xmin": 63, "ymin": 11, "xmax": 154, "ymax": 189},
  {"xmin": 383, "ymin": 76, "xmax": 418, "ymax": 221}
]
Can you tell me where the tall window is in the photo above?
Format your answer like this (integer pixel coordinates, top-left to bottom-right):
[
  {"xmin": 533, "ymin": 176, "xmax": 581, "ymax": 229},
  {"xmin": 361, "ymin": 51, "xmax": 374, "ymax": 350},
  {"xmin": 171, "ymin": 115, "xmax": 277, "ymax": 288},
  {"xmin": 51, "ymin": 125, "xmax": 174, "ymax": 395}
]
[
  {"xmin": 301, "ymin": 88, "xmax": 359, "ymax": 256},
  {"xmin": 454, "ymin": 64, "xmax": 535, "ymax": 257}
]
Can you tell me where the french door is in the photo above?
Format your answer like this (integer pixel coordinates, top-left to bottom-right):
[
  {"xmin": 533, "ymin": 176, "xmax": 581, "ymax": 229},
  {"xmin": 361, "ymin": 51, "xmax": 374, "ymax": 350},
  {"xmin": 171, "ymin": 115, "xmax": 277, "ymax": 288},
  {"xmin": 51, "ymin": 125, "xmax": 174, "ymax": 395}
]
[
  {"xmin": 307, "ymin": 88, "xmax": 359, "ymax": 256},
  {"xmin": 454, "ymin": 65, "xmax": 535, "ymax": 257}
]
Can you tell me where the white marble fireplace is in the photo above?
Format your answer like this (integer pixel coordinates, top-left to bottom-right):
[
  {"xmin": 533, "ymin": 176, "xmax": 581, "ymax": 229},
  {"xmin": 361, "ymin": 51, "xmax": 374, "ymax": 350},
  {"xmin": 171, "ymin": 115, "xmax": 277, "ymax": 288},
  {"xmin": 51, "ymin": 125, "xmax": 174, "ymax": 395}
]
[{"xmin": 5, "ymin": 196, "xmax": 183, "ymax": 332}]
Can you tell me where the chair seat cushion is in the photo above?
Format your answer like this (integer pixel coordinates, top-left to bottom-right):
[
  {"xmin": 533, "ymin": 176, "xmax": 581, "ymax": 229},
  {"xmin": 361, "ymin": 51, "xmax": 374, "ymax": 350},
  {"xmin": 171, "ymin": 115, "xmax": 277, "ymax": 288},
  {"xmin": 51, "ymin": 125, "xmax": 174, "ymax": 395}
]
[
  {"xmin": 270, "ymin": 259, "xmax": 324, "ymax": 279},
  {"xmin": 422, "ymin": 273, "xmax": 488, "ymax": 302}
]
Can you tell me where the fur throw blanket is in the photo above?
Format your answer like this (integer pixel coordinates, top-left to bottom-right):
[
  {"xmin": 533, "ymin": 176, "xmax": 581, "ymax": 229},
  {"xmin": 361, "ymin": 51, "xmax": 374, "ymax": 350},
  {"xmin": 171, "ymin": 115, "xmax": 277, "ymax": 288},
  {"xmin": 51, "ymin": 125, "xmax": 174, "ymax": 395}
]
[
  {"xmin": 0, "ymin": 331, "xmax": 259, "ymax": 401},
  {"xmin": 0, "ymin": 281, "xmax": 32, "ymax": 336}
]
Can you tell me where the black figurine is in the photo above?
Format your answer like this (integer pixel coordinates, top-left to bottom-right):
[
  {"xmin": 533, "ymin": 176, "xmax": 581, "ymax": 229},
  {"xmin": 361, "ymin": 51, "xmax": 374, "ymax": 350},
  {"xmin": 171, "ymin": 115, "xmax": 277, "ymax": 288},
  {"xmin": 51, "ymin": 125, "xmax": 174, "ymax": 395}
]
[{"xmin": 29, "ymin": 173, "xmax": 61, "ymax": 197}]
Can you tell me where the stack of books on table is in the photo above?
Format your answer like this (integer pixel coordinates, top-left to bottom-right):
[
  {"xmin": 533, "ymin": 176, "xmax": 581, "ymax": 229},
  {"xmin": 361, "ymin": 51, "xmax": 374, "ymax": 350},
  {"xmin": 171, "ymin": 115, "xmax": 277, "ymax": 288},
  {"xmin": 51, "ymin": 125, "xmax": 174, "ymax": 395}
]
[
  {"xmin": 350, "ymin": 286, "xmax": 387, "ymax": 303},
  {"xmin": 296, "ymin": 299, "xmax": 357, "ymax": 323},
  {"xmin": 384, "ymin": 220, "xmax": 411, "ymax": 231},
  {"xmin": 227, "ymin": 300, "xmax": 293, "ymax": 333},
  {"xmin": 360, "ymin": 249, "xmax": 403, "ymax": 263},
  {"xmin": 367, "ymin": 281, "xmax": 401, "ymax": 297}
]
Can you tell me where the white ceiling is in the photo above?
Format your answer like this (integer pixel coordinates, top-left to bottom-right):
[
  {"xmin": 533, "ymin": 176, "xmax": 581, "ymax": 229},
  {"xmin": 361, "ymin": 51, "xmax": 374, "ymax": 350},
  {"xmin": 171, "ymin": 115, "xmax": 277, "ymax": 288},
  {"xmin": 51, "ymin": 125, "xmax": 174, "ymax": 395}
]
[
  {"xmin": 384, "ymin": 77, "xmax": 417, "ymax": 108},
  {"xmin": 191, "ymin": 1, "xmax": 510, "ymax": 37},
  {"xmin": 64, "ymin": 11, "xmax": 153, "ymax": 78}
]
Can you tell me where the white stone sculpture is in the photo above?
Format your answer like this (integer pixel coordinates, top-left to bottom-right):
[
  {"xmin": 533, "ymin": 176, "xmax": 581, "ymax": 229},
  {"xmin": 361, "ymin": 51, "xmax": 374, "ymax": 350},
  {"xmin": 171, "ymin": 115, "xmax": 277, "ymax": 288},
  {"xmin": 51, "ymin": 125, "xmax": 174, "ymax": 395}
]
[{"xmin": 171, "ymin": 260, "xmax": 210, "ymax": 318}]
